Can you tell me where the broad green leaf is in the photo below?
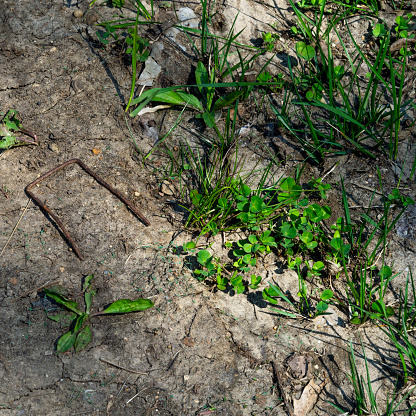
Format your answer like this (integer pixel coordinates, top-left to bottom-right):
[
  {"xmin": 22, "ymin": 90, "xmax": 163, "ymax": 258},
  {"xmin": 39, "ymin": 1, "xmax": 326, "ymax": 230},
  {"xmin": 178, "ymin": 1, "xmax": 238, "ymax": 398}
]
[
  {"xmin": 263, "ymin": 290, "xmax": 279, "ymax": 305},
  {"xmin": 322, "ymin": 205, "xmax": 331, "ymax": 219},
  {"xmin": 372, "ymin": 23, "xmax": 386, "ymax": 37},
  {"xmin": 184, "ymin": 241, "xmax": 196, "ymax": 251},
  {"xmin": 296, "ymin": 41, "xmax": 316, "ymax": 60},
  {"xmin": 250, "ymin": 196, "xmax": 263, "ymax": 213},
  {"xmin": 57, "ymin": 330, "xmax": 77, "ymax": 354},
  {"xmin": 75, "ymin": 325, "xmax": 92, "ymax": 352},
  {"xmin": 74, "ymin": 314, "xmax": 86, "ymax": 332},
  {"xmin": 243, "ymin": 243, "xmax": 252, "ymax": 253},
  {"xmin": 241, "ymin": 184, "xmax": 251, "ymax": 197},
  {"xmin": 330, "ymin": 237, "xmax": 342, "ymax": 251},
  {"xmin": 252, "ymin": 243, "xmax": 260, "ymax": 252},
  {"xmin": 101, "ymin": 298, "xmax": 154, "ymax": 314},
  {"xmin": 248, "ymin": 235, "xmax": 257, "ymax": 244},
  {"xmin": 306, "ymin": 241, "xmax": 317, "ymax": 250},
  {"xmin": 82, "ymin": 274, "xmax": 94, "ymax": 292},
  {"xmin": 195, "ymin": 61, "xmax": 209, "ymax": 93},
  {"xmin": 47, "ymin": 313, "xmax": 77, "ymax": 323},
  {"xmin": 316, "ymin": 301, "xmax": 329, "ymax": 312},
  {"xmin": 130, "ymin": 89, "xmax": 203, "ymax": 116},
  {"xmin": 251, "ymin": 274, "xmax": 261, "ymax": 285},
  {"xmin": 305, "ymin": 204, "xmax": 329, "ymax": 222},
  {"xmin": 371, "ymin": 300, "xmax": 384, "ymax": 314},
  {"xmin": 261, "ymin": 230, "xmax": 271, "ymax": 239},
  {"xmin": 236, "ymin": 212, "xmax": 249, "ymax": 223},
  {"xmin": 231, "ymin": 275, "xmax": 243, "ymax": 286},
  {"xmin": 197, "ymin": 250, "xmax": 212, "ymax": 265},
  {"xmin": 44, "ymin": 289, "xmax": 83, "ymax": 315},
  {"xmin": 371, "ymin": 300, "xmax": 394, "ymax": 317},
  {"xmin": 267, "ymin": 284, "xmax": 295, "ymax": 307},
  {"xmin": 342, "ymin": 244, "xmax": 351, "ymax": 256},
  {"xmin": 278, "ymin": 178, "xmax": 302, "ymax": 202},
  {"xmin": 217, "ymin": 198, "xmax": 228, "ymax": 209},
  {"xmin": 84, "ymin": 292, "xmax": 94, "ymax": 316},
  {"xmin": 237, "ymin": 201, "xmax": 249, "ymax": 212},
  {"xmin": 242, "ymin": 254, "xmax": 252, "ymax": 264},
  {"xmin": 379, "ymin": 265, "xmax": 392, "ymax": 280},
  {"xmin": 236, "ymin": 286, "xmax": 245, "ymax": 294},
  {"xmin": 190, "ymin": 190, "xmax": 202, "ymax": 206},
  {"xmin": 280, "ymin": 223, "xmax": 296, "ymax": 238},
  {"xmin": 300, "ymin": 231, "xmax": 313, "ymax": 244},
  {"xmin": 213, "ymin": 90, "xmax": 244, "ymax": 111},
  {"xmin": 313, "ymin": 261, "xmax": 325, "ymax": 272},
  {"xmin": 321, "ymin": 289, "xmax": 333, "ymax": 301},
  {"xmin": 202, "ymin": 111, "xmax": 215, "ymax": 128}
]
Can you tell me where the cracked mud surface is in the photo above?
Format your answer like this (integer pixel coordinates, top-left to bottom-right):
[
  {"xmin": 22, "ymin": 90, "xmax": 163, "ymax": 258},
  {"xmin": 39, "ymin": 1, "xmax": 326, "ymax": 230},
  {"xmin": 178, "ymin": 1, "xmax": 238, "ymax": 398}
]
[{"xmin": 1, "ymin": 0, "xmax": 416, "ymax": 415}]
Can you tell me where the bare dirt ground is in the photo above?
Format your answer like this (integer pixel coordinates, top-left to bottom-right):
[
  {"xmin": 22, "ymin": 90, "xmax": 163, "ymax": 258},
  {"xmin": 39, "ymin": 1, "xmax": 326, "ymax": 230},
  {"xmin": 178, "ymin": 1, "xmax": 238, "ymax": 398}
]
[{"xmin": 1, "ymin": 0, "xmax": 416, "ymax": 415}]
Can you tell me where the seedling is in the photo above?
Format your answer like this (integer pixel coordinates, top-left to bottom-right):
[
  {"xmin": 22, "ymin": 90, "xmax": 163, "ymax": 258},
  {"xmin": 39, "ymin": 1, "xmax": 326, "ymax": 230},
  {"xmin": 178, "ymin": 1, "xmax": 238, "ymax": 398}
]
[
  {"xmin": 194, "ymin": 249, "xmax": 217, "ymax": 280},
  {"xmin": 372, "ymin": 23, "xmax": 387, "ymax": 38},
  {"xmin": 262, "ymin": 32, "xmax": 280, "ymax": 51},
  {"xmin": 0, "ymin": 110, "xmax": 38, "ymax": 149},
  {"xmin": 257, "ymin": 71, "xmax": 285, "ymax": 92},
  {"xmin": 45, "ymin": 275, "xmax": 154, "ymax": 353},
  {"xmin": 395, "ymin": 13, "xmax": 414, "ymax": 39}
]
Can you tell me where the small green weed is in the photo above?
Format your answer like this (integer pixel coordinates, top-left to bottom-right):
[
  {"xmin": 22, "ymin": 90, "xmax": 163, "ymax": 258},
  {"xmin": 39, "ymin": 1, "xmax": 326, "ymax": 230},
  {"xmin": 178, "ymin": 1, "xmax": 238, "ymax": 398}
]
[
  {"xmin": 90, "ymin": 0, "xmax": 155, "ymax": 112},
  {"xmin": 262, "ymin": 31, "xmax": 280, "ymax": 51},
  {"xmin": 45, "ymin": 275, "xmax": 154, "ymax": 353},
  {"xmin": 0, "ymin": 110, "xmax": 38, "ymax": 149}
]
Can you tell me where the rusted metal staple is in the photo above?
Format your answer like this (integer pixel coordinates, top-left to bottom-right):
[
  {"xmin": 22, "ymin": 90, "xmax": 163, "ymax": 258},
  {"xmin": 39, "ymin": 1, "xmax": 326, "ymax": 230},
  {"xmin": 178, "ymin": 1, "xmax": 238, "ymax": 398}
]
[{"xmin": 25, "ymin": 158, "xmax": 150, "ymax": 260}]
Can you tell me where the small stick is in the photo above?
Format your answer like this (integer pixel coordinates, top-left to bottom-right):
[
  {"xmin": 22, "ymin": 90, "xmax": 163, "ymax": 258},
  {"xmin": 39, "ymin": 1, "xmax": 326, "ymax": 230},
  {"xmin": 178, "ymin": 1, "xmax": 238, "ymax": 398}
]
[
  {"xmin": 99, "ymin": 358, "xmax": 149, "ymax": 375},
  {"xmin": 349, "ymin": 205, "xmax": 384, "ymax": 209},
  {"xmin": 14, "ymin": 130, "xmax": 39, "ymax": 146},
  {"xmin": 321, "ymin": 161, "xmax": 339, "ymax": 182},
  {"xmin": 272, "ymin": 361, "xmax": 294, "ymax": 416},
  {"xmin": 11, "ymin": 278, "xmax": 62, "ymax": 303},
  {"xmin": 126, "ymin": 387, "xmax": 149, "ymax": 404},
  {"xmin": 390, "ymin": 37, "xmax": 416, "ymax": 53},
  {"xmin": 351, "ymin": 183, "xmax": 384, "ymax": 196},
  {"xmin": 167, "ymin": 350, "xmax": 180, "ymax": 371},
  {"xmin": 25, "ymin": 159, "xmax": 150, "ymax": 260},
  {"xmin": 117, "ymin": 375, "xmax": 132, "ymax": 397},
  {"xmin": 0, "ymin": 198, "xmax": 31, "ymax": 257}
]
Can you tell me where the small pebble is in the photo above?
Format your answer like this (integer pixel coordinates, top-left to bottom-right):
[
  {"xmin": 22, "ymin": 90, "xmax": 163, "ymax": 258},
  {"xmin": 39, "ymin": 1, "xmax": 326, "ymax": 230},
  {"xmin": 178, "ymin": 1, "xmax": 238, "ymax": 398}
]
[
  {"xmin": 86, "ymin": 13, "xmax": 98, "ymax": 26},
  {"xmin": 48, "ymin": 143, "xmax": 59, "ymax": 153},
  {"xmin": 161, "ymin": 181, "xmax": 174, "ymax": 196},
  {"xmin": 73, "ymin": 9, "xmax": 84, "ymax": 18}
]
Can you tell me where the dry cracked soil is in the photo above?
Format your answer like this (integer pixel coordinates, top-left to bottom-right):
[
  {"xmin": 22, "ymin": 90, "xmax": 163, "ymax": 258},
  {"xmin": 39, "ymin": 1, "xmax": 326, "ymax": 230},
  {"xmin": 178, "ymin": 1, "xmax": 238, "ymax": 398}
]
[{"xmin": 1, "ymin": 0, "xmax": 416, "ymax": 415}]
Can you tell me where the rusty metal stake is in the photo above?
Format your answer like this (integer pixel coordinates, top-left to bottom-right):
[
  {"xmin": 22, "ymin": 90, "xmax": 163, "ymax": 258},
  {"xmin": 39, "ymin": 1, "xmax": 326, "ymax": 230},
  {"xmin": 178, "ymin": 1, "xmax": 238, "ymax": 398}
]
[{"xmin": 25, "ymin": 158, "xmax": 150, "ymax": 260}]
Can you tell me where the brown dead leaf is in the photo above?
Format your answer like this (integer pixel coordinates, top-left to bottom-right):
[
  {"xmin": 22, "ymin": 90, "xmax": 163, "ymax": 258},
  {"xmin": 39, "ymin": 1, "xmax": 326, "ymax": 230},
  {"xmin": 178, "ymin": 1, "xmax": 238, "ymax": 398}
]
[
  {"xmin": 293, "ymin": 378, "xmax": 326, "ymax": 416},
  {"xmin": 92, "ymin": 148, "xmax": 101, "ymax": 155},
  {"xmin": 9, "ymin": 277, "xmax": 17, "ymax": 285},
  {"xmin": 181, "ymin": 336, "xmax": 195, "ymax": 347}
]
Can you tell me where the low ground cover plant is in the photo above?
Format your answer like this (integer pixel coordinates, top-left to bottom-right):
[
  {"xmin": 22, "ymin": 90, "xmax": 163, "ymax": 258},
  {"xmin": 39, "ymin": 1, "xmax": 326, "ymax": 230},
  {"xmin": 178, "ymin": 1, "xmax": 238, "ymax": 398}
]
[
  {"xmin": 45, "ymin": 275, "xmax": 154, "ymax": 353},
  {"xmin": 184, "ymin": 173, "xmax": 414, "ymax": 324}
]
